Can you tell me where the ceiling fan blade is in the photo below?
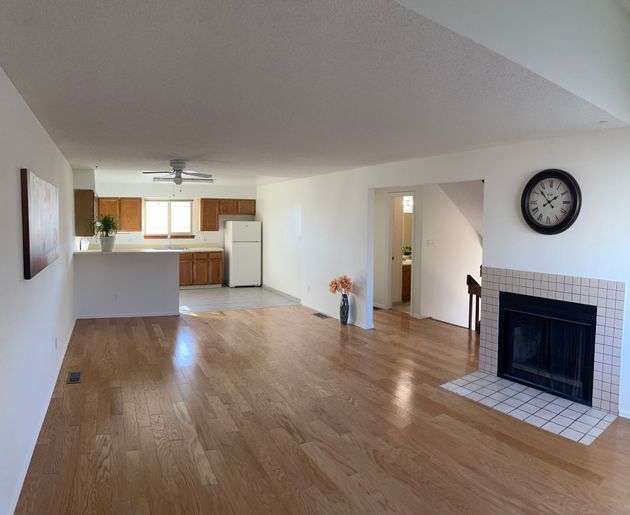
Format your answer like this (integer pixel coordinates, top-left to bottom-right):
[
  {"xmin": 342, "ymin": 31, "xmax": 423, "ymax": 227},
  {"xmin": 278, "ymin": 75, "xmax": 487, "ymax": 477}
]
[
  {"xmin": 181, "ymin": 171, "xmax": 212, "ymax": 178},
  {"xmin": 152, "ymin": 177, "xmax": 214, "ymax": 183},
  {"xmin": 142, "ymin": 170, "xmax": 172, "ymax": 174}
]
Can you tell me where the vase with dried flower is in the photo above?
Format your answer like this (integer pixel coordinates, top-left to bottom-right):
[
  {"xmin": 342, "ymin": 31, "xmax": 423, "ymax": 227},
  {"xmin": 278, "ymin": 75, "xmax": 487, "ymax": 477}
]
[{"xmin": 329, "ymin": 275, "xmax": 353, "ymax": 325}]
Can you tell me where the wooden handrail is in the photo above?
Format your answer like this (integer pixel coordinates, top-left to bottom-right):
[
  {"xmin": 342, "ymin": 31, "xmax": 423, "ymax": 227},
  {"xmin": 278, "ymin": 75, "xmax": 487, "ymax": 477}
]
[{"xmin": 467, "ymin": 274, "xmax": 481, "ymax": 332}]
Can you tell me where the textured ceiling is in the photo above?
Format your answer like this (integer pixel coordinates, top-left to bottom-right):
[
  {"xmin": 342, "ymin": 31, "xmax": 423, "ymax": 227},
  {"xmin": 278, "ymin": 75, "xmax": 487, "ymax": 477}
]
[{"xmin": 0, "ymin": 0, "xmax": 624, "ymax": 183}]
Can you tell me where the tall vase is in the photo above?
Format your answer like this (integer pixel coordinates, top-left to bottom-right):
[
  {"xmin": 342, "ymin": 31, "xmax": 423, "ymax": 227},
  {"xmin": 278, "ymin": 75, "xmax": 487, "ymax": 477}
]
[{"xmin": 340, "ymin": 293, "xmax": 349, "ymax": 325}]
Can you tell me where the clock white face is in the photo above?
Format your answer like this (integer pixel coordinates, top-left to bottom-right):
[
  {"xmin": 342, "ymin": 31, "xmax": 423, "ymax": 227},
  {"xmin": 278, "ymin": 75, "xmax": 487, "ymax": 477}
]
[{"xmin": 527, "ymin": 177, "xmax": 574, "ymax": 227}]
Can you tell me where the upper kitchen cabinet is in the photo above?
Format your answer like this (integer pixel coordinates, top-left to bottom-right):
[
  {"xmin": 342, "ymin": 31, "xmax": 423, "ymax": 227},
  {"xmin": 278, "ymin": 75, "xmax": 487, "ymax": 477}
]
[
  {"xmin": 219, "ymin": 199, "xmax": 239, "ymax": 215},
  {"xmin": 74, "ymin": 189, "xmax": 96, "ymax": 236},
  {"xmin": 237, "ymin": 199, "xmax": 256, "ymax": 215},
  {"xmin": 98, "ymin": 197, "xmax": 142, "ymax": 232},
  {"xmin": 200, "ymin": 199, "xmax": 220, "ymax": 231},
  {"xmin": 119, "ymin": 198, "xmax": 142, "ymax": 232},
  {"xmin": 201, "ymin": 198, "xmax": 256, "ymax": 231},
  {"xmin": 98, "ymin": 197, "xmax": 119, "ymax": 220}
]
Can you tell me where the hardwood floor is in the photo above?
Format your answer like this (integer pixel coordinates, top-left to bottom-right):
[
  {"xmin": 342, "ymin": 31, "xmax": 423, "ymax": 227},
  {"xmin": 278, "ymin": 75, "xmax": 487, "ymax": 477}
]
[{"xmin": 16, "ymin": 306, "xmax": 630, "ymax": 514}]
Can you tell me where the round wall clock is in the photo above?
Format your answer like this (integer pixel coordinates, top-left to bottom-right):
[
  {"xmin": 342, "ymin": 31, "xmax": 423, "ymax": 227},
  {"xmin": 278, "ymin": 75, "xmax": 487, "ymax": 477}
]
[{"xmin": 521, "ymin": 169, "xmax": 581, "ymax": 235}]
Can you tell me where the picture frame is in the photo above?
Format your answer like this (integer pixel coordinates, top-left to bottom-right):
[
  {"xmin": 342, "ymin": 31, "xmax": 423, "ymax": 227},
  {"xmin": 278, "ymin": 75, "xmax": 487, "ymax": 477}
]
[{"xmin": 21, "ymin": 168, "xmax": 59, "ymax": 279}]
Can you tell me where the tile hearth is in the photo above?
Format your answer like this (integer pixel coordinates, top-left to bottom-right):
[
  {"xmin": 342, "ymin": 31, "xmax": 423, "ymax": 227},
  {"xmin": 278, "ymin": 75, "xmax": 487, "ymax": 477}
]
[{"xmin": 442, "ymin": 371, "xmax": 616, "ymax": 445}]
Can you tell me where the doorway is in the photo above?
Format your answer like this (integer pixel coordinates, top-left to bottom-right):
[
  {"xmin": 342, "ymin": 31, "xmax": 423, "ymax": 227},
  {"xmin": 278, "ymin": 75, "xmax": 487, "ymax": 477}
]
[
  {"xmin": 372, "ymin": 191, "xmax": 415, "ymax": 315},
  {"xmin": 390, "ymin": 195, "xmax": 414, "ymax": 314},
  {"xmin": 370, "ymin": 180, "xmax": 484, "ymax": 329}
]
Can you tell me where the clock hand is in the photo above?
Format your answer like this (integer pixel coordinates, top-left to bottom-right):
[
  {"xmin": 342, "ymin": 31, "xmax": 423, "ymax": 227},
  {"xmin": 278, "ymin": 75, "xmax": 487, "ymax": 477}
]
[{"xmin": 543, "ymin": 194, "xmax": 560, "ymax": 208}]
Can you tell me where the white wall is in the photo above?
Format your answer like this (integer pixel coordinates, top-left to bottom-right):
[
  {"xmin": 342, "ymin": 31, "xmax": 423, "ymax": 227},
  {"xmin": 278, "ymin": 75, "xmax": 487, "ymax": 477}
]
[
  {"xmin": 256, "ymin": 179, "xmax": 304, "ymax": 300},
  {"xmin": 397, "ymin": 0, "xmax": 630, "ymax": 123},
  {"xmin": 93, "ymin": 179, "xmax": 257, "ymax": 249},
  {"xmin": 257, "ymin": 128, "xmax": 630, "ymax": 412},
  {"xmin": 0, "ymin": 67, "xmax": 75, "ymax": 514},
  {"xmin": 74, "ymin": 252, "xmax": 180, "ymax": 318},
  {"xmin": 419, "ymin": 184, "xmax": 482, "ymax": 327}
]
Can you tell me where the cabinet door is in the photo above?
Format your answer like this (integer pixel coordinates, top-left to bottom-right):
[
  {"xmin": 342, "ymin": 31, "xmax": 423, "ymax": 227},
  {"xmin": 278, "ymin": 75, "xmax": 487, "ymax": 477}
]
[
  {"xmin": 119, "ymin": 198, "xmax": 142, "ymax": 232},
  {"xmin": 220, "ymin": 199, "xmax": 239, "ymax": 215},
  {"xmin": 237, "ymin": 199, "xmax": 256, "ymax": 215},
  {"xmin": 179, "ymin": 254, "xmax": 193, "ymax": 286},
  {"xmin": 209, "ymin": 252, "xmax": 224, "ymax": 285},
  {"xmin": 98, "ymin": 198, "xmax": 120, "ymax": 220},
  {"xmin": 193, "ymin": 257, "xmax": 210, "ymax": 285},
  {"xmin": 74, "ymin": 189, "xmax": 95, "ymax": 236},
  {"xmin": 401, "ymin": 264, "xmax": 411, "ymax": 302},
  {"xmin": 200, "ymin": 199, "xmax": 220, "ymax": 231}
]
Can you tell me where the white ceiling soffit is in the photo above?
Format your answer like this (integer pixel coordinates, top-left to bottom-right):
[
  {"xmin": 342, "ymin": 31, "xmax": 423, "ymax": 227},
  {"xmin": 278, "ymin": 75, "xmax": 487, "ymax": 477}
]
[
  {"xmin": 397, "ymin": 0, "xmax": 630, "ymax": 124},
  {"xmin": 0, "ymin": 0, "xmax": 625, "ymax": 182}
]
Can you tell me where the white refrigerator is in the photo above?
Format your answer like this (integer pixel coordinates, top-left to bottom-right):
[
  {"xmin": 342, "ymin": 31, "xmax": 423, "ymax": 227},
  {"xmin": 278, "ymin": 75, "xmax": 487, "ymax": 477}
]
[{"xmin": 224, "ymin": 221, "xmax": 262, "ymax": 287}]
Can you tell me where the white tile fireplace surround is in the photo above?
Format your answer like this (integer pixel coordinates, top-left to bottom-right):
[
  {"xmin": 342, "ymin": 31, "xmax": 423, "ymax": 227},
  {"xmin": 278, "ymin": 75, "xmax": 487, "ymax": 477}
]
[{"xmin": 480, "ymin": 267, "xmax": 625, "ymax": 415}]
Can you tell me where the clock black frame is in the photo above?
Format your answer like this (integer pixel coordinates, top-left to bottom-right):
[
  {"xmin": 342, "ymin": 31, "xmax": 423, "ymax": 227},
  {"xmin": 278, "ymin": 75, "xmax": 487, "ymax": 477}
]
[{"xmin": 521, "ymin": 169, "xmax": 581, "ymax": 235}]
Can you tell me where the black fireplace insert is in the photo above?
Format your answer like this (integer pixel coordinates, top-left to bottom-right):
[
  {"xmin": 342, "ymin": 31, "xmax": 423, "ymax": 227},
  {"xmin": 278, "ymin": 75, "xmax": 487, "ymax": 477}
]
[{"xmin": 498, "ymin": 292, "xmax": 596, "ymax": 405}]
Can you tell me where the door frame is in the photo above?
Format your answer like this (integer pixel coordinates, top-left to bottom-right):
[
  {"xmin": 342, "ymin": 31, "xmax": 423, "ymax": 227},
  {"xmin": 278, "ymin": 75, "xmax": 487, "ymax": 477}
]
[{"xmin": 383, "ymin": 191, "xmax": 416, "ymax": 311}]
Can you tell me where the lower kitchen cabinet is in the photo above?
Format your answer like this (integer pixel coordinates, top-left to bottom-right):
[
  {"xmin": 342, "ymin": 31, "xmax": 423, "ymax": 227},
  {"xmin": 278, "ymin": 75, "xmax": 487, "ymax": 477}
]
[
  {"xmin": 179, "ymin": 253, "xmax": 194, "ymax": 286},
  {"xmin": 208, "ymin": 252, "xmax": 224, "ymax": 284},
  {"xmin": 180, "ymin": 251, "xmax": 223, "ymax": 287}
]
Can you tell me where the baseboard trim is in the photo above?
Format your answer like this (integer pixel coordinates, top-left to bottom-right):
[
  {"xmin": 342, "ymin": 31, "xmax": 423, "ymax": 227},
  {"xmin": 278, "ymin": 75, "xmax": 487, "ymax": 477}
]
[
  {"xmin": 77, "ymin": 311, "xmax": 180, "ymax": 319},
  {"xmin": 262, "ymin": 284, "xmax": 301, "ymax": 303}
]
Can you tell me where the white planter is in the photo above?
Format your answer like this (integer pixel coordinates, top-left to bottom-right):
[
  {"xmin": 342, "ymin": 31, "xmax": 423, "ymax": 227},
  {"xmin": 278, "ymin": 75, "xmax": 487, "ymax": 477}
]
[{"xmin": 100, "ymin": 235, "xmax": 116, "ymax": 252}]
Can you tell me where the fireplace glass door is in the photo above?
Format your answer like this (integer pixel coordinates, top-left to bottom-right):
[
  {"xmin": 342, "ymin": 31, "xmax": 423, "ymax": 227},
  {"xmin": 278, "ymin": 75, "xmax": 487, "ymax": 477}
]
[{"xmin": 499, "ymin": 292, "xmax": 595, "ymax": 405}]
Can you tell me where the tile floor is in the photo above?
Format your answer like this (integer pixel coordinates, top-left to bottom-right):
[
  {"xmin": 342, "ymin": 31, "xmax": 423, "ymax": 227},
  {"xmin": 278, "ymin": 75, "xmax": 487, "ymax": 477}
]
[
  {"xmin": 180, "ymin": 286, "xmax": 298, "ymax": 314},
  {"xmin": 442, "ymin": 371, "xmax": 616, "ymax": 445}
]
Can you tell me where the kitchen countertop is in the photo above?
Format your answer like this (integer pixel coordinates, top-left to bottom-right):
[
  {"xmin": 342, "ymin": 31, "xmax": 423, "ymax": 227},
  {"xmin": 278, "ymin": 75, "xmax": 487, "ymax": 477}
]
[
  {"xmin": 74, "ymin": 249, "xmax": 182, "ymax": 255},
  {"xmin": 74, "ymin": 247, "xmax": 224, "ymax": 256}
]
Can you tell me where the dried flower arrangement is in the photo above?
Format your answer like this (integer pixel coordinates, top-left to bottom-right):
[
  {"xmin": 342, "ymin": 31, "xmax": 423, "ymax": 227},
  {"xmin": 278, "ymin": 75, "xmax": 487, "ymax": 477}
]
[{"xmin": 329, "ymin": 275, "xmax": 353, "ymax": 295}]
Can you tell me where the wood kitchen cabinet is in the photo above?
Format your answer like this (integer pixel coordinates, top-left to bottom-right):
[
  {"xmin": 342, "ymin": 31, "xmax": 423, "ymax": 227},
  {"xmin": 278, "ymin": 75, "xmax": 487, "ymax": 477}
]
[
  {"xmin": 180, "ymin": 251, "xmax": 223, "ymax": 286},
  {"xmin": 74, "ymin": 189, "xmax": 96, "ymax": 236},
  {"xmin": 201, "ymin": 198, "xmax": 257, "ymax": 231},
  {"xmin": 402, "ymin": 264, "xmax": 412, "ymax": 302},
  {"xmin": 219, "ymin": 199, "xmax": 239, "ymax": 215},
  {"xmin": 208, "ymin": 252, "xmax": 224, "ymax": 284},
  {"xmin": 237, "ymin": 199, "xmax": 256, "ymax": 215},
  {"xmin": 98, "ymin": 198, "xmax": 120, "ymax": 220},
  {"xmin": 179, "ymin": 253, "xmax": 194, "ymax": 286},
  {"xmin": 119, "ymin": 198, "xmax": 142, "ymax": 232},
  {"xmin": 98, "ymin": 197, "xmax": 142, "ymax": 232},
  {"xmin": 193, "ymin": 253, "xmax": 210, "ymax": 285},
  {"xmin": 200, "ymin": 199, "xmax": 220, "ymax": 231}
]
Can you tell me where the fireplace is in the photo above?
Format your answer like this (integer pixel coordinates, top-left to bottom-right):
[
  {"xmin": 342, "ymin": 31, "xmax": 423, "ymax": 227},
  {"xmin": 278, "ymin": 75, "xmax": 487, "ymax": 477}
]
[{"xmin": 498, "ymin": 292, "xmax": 596, "ymax": 405}]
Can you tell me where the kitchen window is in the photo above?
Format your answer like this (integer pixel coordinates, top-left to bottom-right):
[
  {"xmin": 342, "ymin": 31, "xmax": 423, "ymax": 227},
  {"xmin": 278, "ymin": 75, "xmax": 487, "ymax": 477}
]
[{"xmin": 144, "ymin": 200, "xmax": 194, "ymax": 238}]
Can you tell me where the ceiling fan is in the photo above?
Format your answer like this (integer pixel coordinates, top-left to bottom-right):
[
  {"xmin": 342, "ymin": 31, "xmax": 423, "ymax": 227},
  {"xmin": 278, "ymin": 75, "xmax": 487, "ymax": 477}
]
[{"xmin": 142, "ymin": 159, "xmax": 214, "ymax": 185}]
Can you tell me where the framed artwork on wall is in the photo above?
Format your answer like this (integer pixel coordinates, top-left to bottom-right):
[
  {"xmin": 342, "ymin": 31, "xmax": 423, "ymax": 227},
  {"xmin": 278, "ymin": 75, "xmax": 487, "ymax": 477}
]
[{"xmin": 21, "ymin": 168, "xmax": 59, "ymax": 279}]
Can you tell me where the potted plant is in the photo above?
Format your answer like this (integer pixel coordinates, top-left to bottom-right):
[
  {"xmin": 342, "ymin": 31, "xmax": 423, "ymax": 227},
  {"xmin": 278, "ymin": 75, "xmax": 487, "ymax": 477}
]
[
  {"xmin": 329, "ymin": 275, "xmax": 353, "ymax": 325},
  {"xmin": 93, "ymin": 214, "xmax": 119, "ymax": 252}
]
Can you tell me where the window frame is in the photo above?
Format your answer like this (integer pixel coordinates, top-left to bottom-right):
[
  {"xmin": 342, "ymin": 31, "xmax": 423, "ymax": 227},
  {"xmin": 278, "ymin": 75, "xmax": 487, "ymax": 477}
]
[{"xmin": 143, "ymin": 199, "xmax": 195, "ymax": 239}]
